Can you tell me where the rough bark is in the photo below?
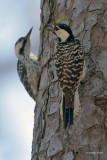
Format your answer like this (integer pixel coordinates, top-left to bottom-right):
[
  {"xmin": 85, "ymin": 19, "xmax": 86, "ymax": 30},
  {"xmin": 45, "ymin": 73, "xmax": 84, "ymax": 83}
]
[{"xmin": 32, "ymin": 0, "xmax": 107, "ymax": 160}]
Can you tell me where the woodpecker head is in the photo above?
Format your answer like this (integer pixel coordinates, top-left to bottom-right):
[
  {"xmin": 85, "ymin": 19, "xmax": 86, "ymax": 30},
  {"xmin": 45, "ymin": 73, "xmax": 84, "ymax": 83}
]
[
  {"xmin": 46, "ymin": 23, "xmax": 74, "ymax": 42},
  {"xmin": 15, "ymin": 27, "xmax": 33, "ymax": 60}
]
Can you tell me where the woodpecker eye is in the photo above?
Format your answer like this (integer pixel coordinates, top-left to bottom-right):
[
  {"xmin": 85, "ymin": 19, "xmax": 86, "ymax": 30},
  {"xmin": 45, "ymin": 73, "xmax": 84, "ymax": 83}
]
[
  {"xmin": 54, "ymin": 25, "xmax": 60, "ymax": 31},
  {"xmin": 18, "ymin": 37, "xmax": 24, "ymax": 42}
]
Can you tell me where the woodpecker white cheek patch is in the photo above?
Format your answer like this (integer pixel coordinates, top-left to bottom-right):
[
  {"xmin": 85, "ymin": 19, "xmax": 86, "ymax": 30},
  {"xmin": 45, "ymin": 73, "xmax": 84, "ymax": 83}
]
[
  {"xmin": 55, "ymin": 29, "xmax": 70, "ymax": 42},
  {"xmin": 15, "ymin": 42, "xmax": 23, "ymax": 57}
]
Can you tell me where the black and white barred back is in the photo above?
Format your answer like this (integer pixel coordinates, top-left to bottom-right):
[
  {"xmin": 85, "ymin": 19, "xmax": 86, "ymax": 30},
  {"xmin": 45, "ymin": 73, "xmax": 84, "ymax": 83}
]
[{"xmin": 55, "ymin": 39, "xmax": 84, "ymax": 109}]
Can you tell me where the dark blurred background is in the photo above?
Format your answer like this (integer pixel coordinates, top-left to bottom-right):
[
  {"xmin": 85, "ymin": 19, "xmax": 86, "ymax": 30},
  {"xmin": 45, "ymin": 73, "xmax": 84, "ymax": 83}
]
[{"xmin": 0, "ymin": 0, "xmax": 40, "ymax": 159}]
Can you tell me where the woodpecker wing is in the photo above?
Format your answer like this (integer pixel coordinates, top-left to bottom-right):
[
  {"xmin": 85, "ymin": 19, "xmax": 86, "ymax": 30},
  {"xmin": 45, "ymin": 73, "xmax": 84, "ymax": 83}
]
[
  {"xmin": 17, "ymin": 60, "xmax": 36, "ymax": 100},
  {"xmin": 29, "ymin": 53, "xmax": 41, "ymax": 90}
]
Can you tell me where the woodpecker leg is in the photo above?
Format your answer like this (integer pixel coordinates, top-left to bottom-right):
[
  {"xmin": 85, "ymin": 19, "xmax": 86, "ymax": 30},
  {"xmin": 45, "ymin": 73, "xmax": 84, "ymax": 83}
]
[{"xmin": 73, "ymin": 88, "xmax": 81, "ymax": 119}]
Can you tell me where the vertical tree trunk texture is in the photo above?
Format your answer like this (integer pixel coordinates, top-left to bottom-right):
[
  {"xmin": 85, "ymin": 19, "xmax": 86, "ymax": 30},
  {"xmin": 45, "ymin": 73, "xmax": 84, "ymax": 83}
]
[{"xmin": 32, "ymin": 0, "xmax": 107, "ymax": 160}]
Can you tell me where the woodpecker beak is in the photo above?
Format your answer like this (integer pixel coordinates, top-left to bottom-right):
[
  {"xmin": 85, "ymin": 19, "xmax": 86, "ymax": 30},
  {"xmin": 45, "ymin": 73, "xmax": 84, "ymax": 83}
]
[
  {"xmin": 45, "ymin": 24, "xmax": 54, "ymax": 32},
  {"xmin": 26, "ymin": 27, "xmax": 33, "ymax": 38}
]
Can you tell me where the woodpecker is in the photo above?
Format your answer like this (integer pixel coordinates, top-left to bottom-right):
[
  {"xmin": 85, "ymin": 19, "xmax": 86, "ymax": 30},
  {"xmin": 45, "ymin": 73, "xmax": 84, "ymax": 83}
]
[
  {"xmin": 47, "ymin": 23, "xmax": 86, "ymax": 128},
  {"xmin": 15, "ymin": 27, "xmax": 40, "ymax": 101}
]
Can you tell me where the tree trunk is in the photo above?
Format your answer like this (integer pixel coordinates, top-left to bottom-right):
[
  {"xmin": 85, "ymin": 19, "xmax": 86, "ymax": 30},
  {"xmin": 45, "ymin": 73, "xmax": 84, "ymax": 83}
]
[{"xmin": 32, "ymin": 0, "xmax": 107, "ymax": 160}]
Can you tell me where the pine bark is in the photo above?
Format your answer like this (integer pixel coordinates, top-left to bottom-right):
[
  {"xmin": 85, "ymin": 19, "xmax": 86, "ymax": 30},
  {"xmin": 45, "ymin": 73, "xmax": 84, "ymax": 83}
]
[{"xmin": 32, "ymin": 0, "xmax": 107, "ymax": 160}]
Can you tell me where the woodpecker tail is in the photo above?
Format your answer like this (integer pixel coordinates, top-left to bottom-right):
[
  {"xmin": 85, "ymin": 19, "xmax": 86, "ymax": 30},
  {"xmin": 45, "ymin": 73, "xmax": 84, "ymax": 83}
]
[{"xmin": 62, "ymin": 94, "xmax": 74, "ymax": 128}]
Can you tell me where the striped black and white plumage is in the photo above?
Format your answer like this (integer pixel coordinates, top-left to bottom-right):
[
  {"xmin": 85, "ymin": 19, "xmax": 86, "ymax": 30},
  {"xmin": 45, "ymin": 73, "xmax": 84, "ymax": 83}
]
[
  {"xmin": 47, "ymin": 23, "xmax": 86, "ymax": 128},
  {"xmin": 15, "ymin": 28, "xmax": 40, "ymax": 101}
]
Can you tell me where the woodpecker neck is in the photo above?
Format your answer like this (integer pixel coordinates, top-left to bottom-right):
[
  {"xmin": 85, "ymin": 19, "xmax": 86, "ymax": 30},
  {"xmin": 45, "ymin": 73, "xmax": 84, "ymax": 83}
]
[
  {"xmin": 58, "ymin": 37, "xmax": 75, "ymax": 45},
  {"xmin": 24, "ymin": 48, "xmax": 31, "ymax": 56},
  {"xmin": 18, "ymin": 49, "xmax": 31, "ymax": 62},
  {"xmin": 67, "ymin": 34, "xmax": 74, "ymax": 42},
  {"xmin": 18, "ymin": 55, "xmax": 24, "ymax": 61}
]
